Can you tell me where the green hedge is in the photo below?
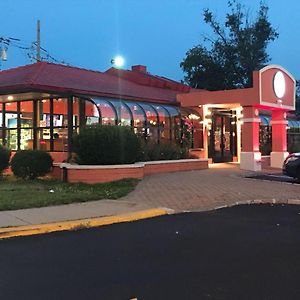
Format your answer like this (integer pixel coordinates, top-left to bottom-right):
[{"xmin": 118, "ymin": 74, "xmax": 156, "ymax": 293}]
[
  {"xmin": 72, "ymin": 125, "xmax": 140, "ymax": 165},
  {"xmin": 11, "ymin": 150, "xmax": 53, "ymax": 180},
  {"xmin": 138, "ymin": 141, "xmax": 189, "ymax": 161},
  {"xmin": 0, "ymin": 146, "xmax": 10, "ymax": 174}
]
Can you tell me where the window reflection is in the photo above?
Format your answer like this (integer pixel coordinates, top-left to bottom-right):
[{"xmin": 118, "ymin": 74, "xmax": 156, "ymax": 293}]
[
  {"xmin": 110, "ymin": 101, "xmax": 132, "ymax": 126},
  {"xmin": 139, "ymin": 103, "xmax": 159, "ymax": 143},
  {"xmin": 155, "ymin": 105, "xmax": 171, "ymax": 142},
  {"xmin": 125, "ymin": 101, "xmax": 145, "ymax": 139},
  {"xmin": 85, "ymin": 100, "xmax": 100, "ymax": 125},
  {"xmin": 94, "ymin": 99, "xmax": 116, "ymax": 125}
]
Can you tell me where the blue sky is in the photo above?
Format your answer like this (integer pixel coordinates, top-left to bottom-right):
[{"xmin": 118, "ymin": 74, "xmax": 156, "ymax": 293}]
[{"xmin": 1, "ymin": 0, "xmax": 299, "ymax": 81}]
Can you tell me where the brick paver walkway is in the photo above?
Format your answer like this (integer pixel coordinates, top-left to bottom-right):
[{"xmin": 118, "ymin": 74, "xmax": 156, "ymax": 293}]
[{"xmin": 124, "ymin": 163, "xmax": 300, "ymax": 212}]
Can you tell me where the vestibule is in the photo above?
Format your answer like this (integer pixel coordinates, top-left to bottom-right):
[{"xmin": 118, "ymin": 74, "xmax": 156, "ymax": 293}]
[{"xmin": 178, "ymin": 65, "xmax": 296, "ymax": 170}]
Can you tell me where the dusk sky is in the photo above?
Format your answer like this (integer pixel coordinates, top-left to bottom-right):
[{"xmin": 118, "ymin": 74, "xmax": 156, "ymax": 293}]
[{"xmin": 1, "ymin": 0, "xmax": 299, "ymax": 81}]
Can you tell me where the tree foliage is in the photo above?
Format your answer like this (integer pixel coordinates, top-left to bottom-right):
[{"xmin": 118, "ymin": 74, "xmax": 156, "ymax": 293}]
[{"xmin": 180, "ymin": 1, "xmax": 279, "ymax": 90}]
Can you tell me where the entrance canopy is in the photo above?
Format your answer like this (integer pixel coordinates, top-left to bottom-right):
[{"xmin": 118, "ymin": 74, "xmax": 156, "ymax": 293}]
[
  {"xmin": 177, "ymin": 65, "xmax": 296, "ymax": 171},
  {"xmin": 178, "ymin": 65, "xmax": 296, "ymax": 111}
]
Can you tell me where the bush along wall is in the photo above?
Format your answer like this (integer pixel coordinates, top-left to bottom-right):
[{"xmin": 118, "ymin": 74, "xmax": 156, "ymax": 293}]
[
  {"xmin": 138, "ymin": 141, "xmax": 189, "ymax": 161},
  {"xmin": 72, "ymin": 125, "xmax": 141, "ymax": 165},
  {"xmin": 11, "ymin": 150, "xmax": 53, "ymax": 180},
  {"xmin": 0, "ymin": 146, "xmax": 10, "ymax": 176}
]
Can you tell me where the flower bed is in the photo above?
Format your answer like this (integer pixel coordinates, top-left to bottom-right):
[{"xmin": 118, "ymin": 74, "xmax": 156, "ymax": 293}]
[{"xmin": 51, "ymin": 159, "xmax": 209, "ymax": 184}]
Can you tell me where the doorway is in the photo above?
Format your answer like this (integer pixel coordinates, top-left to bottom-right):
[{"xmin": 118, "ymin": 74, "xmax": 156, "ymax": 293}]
[{"xmin": 209, "ymin": 110, "xmax": 237, "ymax": 163}]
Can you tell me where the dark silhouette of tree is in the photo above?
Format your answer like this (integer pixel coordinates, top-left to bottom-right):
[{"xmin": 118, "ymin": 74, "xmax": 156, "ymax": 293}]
[{"xmin": 180, "ymin": 1, "xmax": 279, "ymax": 91}]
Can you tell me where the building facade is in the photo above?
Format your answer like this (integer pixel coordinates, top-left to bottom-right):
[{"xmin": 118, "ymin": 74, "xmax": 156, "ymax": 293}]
[{"xmin": 0, "ymin": 62, "xmax": 296, "ymax": 170}]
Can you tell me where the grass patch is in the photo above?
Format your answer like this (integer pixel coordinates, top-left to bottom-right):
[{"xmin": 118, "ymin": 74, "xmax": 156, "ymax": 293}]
[{"xmin": 0, "ymin": 176, "xmax": 139, "ymax": 211}]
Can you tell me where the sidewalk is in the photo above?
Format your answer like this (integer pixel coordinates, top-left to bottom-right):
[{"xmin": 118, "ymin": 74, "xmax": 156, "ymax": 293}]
[
  {"xmin": 0, "ymin": 199, "xmax": 152, "ymax": 228},
  {"xmin": 1, "ymin": 163, "xmax": 300, "ymax": 230}
]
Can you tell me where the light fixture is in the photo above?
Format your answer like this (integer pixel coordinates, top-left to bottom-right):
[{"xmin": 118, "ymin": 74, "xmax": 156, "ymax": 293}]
[
  {"xmin": 273, "ymin": 71, "xmax": 286, "ymax": 99},
  {"xmin": 188, "ymin": 114, "xmax": 200, "ymax": 120},
  {"xmin": 7, "ymin": 95, "xmax": 13, "ymax": 100}
]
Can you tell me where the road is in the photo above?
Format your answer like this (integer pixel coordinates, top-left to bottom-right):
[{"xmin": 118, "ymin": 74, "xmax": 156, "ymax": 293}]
[{"xmin": 1, "ymin": 204, "xmax": 300, "ymax": 300}]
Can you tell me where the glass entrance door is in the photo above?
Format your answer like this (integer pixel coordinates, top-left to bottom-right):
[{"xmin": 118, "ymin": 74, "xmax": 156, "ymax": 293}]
[{"xmin": 209, "ymin": 110, "xmax": 237, "ymax": 163}]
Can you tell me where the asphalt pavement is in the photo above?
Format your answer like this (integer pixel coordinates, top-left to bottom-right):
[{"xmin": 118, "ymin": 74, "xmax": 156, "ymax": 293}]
[{"xmin": 1, "ymin": 204, "xmax": 300, "ymax": 300}]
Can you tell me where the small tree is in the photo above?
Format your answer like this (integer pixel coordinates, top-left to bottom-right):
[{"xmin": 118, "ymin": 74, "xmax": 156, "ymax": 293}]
[
  {"xmin": 11, "ymin": 150, "xmax": 53, "ymax": 180},
  {"xmin": 0, "ymin": 146, "xmax": 10, "ymax": 177},
  {"xmin": 181, "ymin": 1, "xmax": 279, "ymax": 90},
  {"xmin": 72, "ymin": 125, "xmax": 140, "ymax": 165}
]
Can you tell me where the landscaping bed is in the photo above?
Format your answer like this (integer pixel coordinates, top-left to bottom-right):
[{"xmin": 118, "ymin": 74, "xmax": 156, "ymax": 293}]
[
  {"xmin": 0, "ymin": 177, "xmax": 138, "ymax": 211},
  {"xmin": 51, "ymin": 159, "xmax": 209, "ymax": 183}
]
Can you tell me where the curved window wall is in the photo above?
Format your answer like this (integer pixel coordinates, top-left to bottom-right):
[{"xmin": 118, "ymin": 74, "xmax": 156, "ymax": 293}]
[
  {"xmin": 138, "ymin": 103, "xmax": 159, "ymax": 143},
  {"xmin": 0, "ymin": 96, "xmax": 198, "ymax": 151},
  {"xmin": 90, "ymin": 98, "xmax": 182, "ymax": 144},
  {"xmin": 94, "ymin": 99, "xmax": 116, "ymax": 125},
  {"xmin": 125, "ymin": 102, "xmax": 146, "ymax": 140}
]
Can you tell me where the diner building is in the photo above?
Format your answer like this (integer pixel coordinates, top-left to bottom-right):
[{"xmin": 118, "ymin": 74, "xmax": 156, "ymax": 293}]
[{"xmin": 0, "ymin": 62, "xmax": 297, "ymax": 171}]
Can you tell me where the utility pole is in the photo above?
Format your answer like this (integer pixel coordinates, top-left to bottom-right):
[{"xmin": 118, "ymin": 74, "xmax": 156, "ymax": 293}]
[{"xmin": 36, "ymin": 20, "xmax": 41, "ymax": 62}]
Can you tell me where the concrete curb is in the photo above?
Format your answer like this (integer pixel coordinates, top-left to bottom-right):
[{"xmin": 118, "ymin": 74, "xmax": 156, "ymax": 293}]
[{"xmin": 0, "ymin": 208, "xmax": 172, "ymax": 240}]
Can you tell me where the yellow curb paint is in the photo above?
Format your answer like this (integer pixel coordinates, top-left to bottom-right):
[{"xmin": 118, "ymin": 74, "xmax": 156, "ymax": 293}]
[{"xmin": 0, "ymin": 208, "xmax": 169, "ymax": 240}]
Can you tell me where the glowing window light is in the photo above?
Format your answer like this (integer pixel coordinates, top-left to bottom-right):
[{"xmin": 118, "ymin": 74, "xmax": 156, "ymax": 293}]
[{"xmin": 273, "ymin": 71, "xmax": 286, "ymax": 99}]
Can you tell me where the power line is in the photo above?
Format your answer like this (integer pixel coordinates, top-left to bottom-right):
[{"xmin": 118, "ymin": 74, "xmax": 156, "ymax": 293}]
[{"xmin": 0, "ymin": 35, "xmax": 70, "ymax": 67}]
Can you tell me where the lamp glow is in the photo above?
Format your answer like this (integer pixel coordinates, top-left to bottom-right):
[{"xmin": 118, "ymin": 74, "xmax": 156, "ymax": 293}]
[
  {"xmin": 111, "ymin": 56, "xmax": 125, "ymax": 68},
  {"xmin": 273, "ymin": 71, "xmax": 286, "ymax": 99}
]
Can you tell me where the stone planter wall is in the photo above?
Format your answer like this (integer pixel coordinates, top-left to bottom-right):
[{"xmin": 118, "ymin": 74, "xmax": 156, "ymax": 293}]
[{"xmin": 50, "ymin": 159, "xmax": 209, "ymax": 184}]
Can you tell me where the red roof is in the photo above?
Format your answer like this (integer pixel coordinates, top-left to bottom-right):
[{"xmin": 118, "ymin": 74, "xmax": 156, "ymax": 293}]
[
  {"xmin": 0, "ymin": 62, "xmax": 190, "ymax": 104},
  {"xmin": 105, "ymin": 65, "xmax": 190, "ymax": 93}
]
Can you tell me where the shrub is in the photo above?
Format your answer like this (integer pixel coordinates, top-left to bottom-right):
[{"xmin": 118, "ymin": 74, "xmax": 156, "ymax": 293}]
[
  {"xmin": 72, "ymin": 125, "xmax": 141, "ymax": 165},
  {"xmin": 0, "ymin": 146, "xmax": 10, "ymax": 175},
  {"xmin": 138, "ymin": 141, "xmax": 189, "ymax": 161},
  {"xmin": 11, "ymin": 150, "xmax": 53, "ymax": 180}
]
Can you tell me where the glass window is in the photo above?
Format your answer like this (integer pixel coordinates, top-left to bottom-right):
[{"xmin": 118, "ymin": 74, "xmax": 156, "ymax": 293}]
[
  {"xmin": 110, "ymin": 101, "xmax": 132, "ymax": 126},
  {"xmin": 21, "ymin": 128, "xmax": 34, "ymax": 150},
  {"xmin": 6, "ymin": 129, "xmax": 17, "ymax": 150},
  {"xmin": 53, "ymin": 128, "xmax": 68, "ymax": 152},
  {"xmin": 125, "ymin": 101, "xmax": 145, "ymax": 139},
  {"xmin": 125, "ymin": 102, "xmax": 145, "ymax": 127},
  {"xmin": 38, "ymin": 99, "xmax": 51, "ymax": 127},
  {"xmin": 49, "ymin": 98, "xmax": 68, "ymax": 151},
  {"xmin": 165, "ymin": 106, "xmax": 180, "ymax": 117},
  {"xmin": 155, "ymin": 105, "xmax": 171, "ymax": 142},
  {"xmin": 19, "ymin": 101, "xmax": 34, "ymax": 150},
  {"xmin": 20, "ymin": 101, "xmax": 33, "ymax": 128},
  {"xmin": 139, "ymin": 103, "xmax": 159, "ymax": 143},
  {"xmin": 53, "ymin": 98, "xmax": 68, "ymax": 127},
  {"xmin": 85, "ymin": 100, "xmax": 100, "ymax": 125},
  {"xmin": 165, "ymin": 106, "xmax": 181, "ymax": 142},
  {"xmin": 5, "ymin": 102, "xmax": 18, "ymax": 128},
  {"xmin": 5, "ymin": 102, "xmax": 18, "ymax": 149},
  {"xmin": 94, "ymin": 99, "xmax": 116, "ymax": 125}
]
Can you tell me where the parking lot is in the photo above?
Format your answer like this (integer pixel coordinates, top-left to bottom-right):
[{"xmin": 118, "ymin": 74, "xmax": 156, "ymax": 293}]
[{"xmin": 1, "ymin": 204, "xmax": 300, "ymax": 300}]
